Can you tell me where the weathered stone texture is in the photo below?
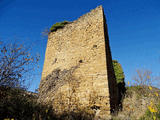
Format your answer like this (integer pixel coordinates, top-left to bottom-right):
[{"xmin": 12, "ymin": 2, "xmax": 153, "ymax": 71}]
[{"xmin": 39, "ymin": 6, "xmax": 118, "ymax": 119}]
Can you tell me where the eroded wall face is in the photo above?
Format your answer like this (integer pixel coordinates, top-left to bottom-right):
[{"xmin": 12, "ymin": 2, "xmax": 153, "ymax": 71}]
[{"xmin": 39, "ymin": 6, "xmax": 118, "ymax": 119}]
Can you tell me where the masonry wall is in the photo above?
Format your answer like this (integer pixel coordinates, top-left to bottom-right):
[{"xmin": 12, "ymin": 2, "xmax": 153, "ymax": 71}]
[{"xmin": 39, "ymin": 6, "xmax": 118, "ymax": 119}]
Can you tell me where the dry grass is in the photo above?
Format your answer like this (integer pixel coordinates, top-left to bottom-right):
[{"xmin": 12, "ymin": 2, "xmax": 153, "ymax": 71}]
[{"xmin": 112, "ymin": 86, "xmax": 160, "ymax": 120}]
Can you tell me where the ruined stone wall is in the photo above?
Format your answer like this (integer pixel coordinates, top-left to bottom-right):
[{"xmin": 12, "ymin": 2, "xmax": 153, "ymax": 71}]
[{"xmin": 39, "ymin": 6, "xmax": 118, "ymax": 119}]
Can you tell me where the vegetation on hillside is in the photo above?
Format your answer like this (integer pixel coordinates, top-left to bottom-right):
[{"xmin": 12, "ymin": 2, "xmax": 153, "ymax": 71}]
[
  {"xmin": 0, "ymin": 86, "xmax": 95, "ymax": 120},
  {"xmin": 0, "ymin": 86, "xmax": 56, "ymax": 120},
  {"xmin": 112, "ymin": 67, "xmax": 160, "ymax": 120},
  {"xmin": 2, "ymin": 85, "xmax": 159, "ymax": 120}
]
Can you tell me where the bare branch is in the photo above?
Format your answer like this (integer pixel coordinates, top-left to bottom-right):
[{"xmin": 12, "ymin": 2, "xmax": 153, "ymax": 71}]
[{"xmin": 0, "ymin": 42, "xmax": 39, "ymax": 89}]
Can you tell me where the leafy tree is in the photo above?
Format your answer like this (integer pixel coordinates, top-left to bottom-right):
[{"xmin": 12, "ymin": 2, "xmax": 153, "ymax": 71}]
[
  {"xmin": 0, "ymin": 42, "xmax": 39, "ymax": 89},
  {"xmin": 112, "ymin": 60, "xmax": 126, "ymax": 109},
  {"xmin": 112, "ymin": 60, "xmax": 125, "ymax": 84}
]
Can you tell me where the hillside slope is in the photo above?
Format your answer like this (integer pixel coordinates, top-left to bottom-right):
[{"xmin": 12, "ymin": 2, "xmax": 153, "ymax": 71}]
[{"xmin": 112, "ymin": 86, "xmax": 160, "ymax": 120}]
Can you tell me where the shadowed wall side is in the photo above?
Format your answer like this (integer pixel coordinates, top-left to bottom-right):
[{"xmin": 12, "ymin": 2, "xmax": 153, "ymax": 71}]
[{"xmin": 103, "ymin": 11, "xmax": 119, "ymax": 112}]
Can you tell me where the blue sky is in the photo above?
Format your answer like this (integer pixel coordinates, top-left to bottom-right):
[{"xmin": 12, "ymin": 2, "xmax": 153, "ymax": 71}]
[{"xmin": 0, "ymin": 0, "xmax": 160, "ymax": 91}]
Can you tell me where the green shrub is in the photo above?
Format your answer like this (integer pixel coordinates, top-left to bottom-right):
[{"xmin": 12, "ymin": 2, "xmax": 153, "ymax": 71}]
[
  {"xmin": 112, "ymin": 60, "xmax": 125, "ymax": 84},
  {"xmin": 50, "ymin": 21, "xmax": 69, "ymax": 32},
  {"xmin": 112, "ymin": 60, "xmax": 126, "ymax": 109}
]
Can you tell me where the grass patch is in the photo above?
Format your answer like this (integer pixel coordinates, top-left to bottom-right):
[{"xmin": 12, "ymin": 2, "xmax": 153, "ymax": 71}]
[{"xmin": 50, "ymin": 21, "xmax": 69, "ymax": 32}]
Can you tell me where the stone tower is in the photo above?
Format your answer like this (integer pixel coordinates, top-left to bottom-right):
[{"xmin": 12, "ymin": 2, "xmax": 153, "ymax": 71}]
[{"xmin": 39, "ymin": 6, "xmax": 119, "ymax": 119}]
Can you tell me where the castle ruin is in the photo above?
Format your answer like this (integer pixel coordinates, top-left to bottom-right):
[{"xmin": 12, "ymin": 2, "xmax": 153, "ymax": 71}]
[{"xmin": 38, "ymin": 6, "xmax": 119, "ymax": 119}]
